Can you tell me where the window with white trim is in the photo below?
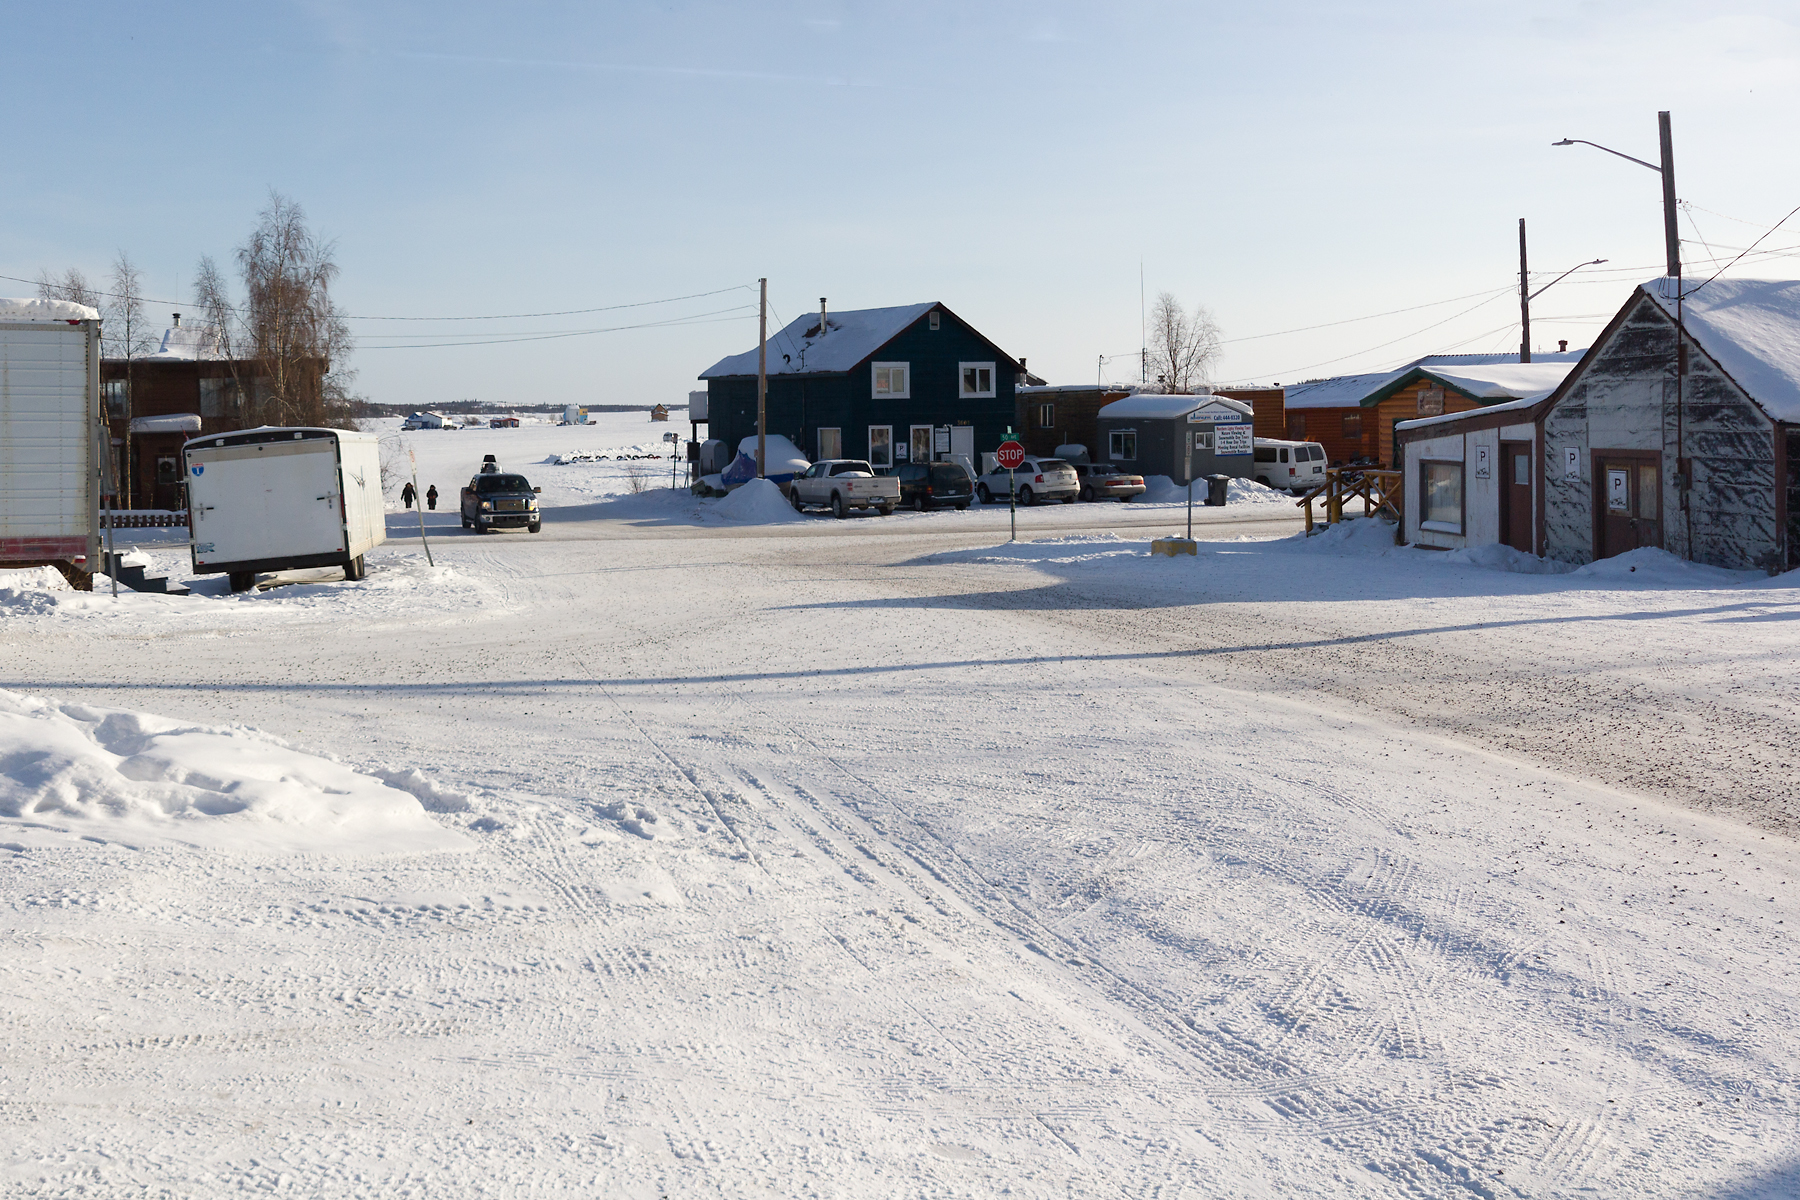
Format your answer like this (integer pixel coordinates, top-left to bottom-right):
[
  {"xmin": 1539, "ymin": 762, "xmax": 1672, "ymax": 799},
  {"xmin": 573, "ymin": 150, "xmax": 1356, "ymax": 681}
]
[
  {"xmin": 1036, "ymin": 402, "xmax": 1054, "ymax": 428},
  {"xmin": 872, "ymin": 362, "xmax": 909, "ymax": 399},
  {"xmin": 818, "ymin": 427, "xmax": 841, "ymax": 460},
  {"xmin": 1193, "ymin": 430, "xmax": 1213, "ymax": 450},
  {"xmin": 868, "ymin": 425, "xmax": 893, "ymax": 468},
  {"xmin": 959, "ymin": 362, "xmax": 995, "ymax": 398},
  {"xmin": 1109, "ymin": 429, "xmax": 1137, "ymax": 460},
  {"xmin": 1421, "ymin": 461, "xmax": 1463, "ymax": 532}
]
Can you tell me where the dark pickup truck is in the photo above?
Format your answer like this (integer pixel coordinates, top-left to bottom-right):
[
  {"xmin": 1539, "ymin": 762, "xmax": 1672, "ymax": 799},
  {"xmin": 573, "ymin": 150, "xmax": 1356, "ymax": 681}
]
[{"xmin": 461, "ymin": 471, "xmax": 542, "ymax": 533}]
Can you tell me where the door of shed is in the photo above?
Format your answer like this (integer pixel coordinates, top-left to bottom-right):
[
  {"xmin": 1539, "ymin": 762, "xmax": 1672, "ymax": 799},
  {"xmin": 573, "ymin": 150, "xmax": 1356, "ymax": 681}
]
[
  {"xmin": 1501, "ymin": 441, "xmax": 1532, "ymax": 554},
  {"xmin": 1593, "ymin": 450, "xmax": 1662, "ymax": 559}
]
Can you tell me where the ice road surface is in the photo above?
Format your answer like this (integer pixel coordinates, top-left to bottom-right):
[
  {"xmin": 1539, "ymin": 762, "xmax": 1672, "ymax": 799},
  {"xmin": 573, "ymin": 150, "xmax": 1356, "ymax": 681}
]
[{"xmin": 2, "ymin": 414, "xmax": 1798, "ymax": 1198}]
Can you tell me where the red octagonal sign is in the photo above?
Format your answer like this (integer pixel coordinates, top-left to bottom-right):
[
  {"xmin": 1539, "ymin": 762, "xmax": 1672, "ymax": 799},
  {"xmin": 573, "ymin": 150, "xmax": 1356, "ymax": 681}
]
[{"xmin": 995, "ymin": 441, "xmax": 1026, "ymax": 470}]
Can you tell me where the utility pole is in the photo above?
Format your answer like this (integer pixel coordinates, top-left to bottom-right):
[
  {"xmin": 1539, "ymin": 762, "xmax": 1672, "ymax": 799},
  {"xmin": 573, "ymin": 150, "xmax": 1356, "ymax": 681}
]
[
  {"xmin": 1519, "ymin": 218, "xmax": 1531, "ymax": 363},
  {"xmin": 1659, "ymin": 111, "xmax": 1681, "ymax": 279},
  {"xmin": 756, "ymin": 277, "xmax": 767, "ymax": 479}
]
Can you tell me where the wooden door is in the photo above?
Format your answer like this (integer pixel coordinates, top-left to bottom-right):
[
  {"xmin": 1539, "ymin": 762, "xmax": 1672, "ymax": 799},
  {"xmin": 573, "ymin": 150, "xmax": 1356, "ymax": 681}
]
[
  {"xmin": 1501, "ymin": 442, "xmax": 1533, "ymax": 553},
  {"xmin": 1593, "ymin": 451, "xmax": 1663, "ymax": 560}
]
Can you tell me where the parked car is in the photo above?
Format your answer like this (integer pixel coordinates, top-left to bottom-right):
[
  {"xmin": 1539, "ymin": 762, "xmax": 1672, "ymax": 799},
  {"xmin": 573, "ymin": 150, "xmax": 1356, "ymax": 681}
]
[
  {"xmin": 885, "ymin": 461, "xmax": 973, "ymax": 511},
  {"xmin": 975, "ymin": 456, "xmax": 1079, "ymax": 505},
  {"xmin": 461, "ymin": 471, "xmax": 542, "ymax": 533},
  {"xmin": 1253, "ymin": 438, "xmax": 1328, "ymax": 493},
  {"xmin": 789, "ymin": 459, "xmax": 900, "ymax": 518},
  {"xmin": 1072, "ymin": 462, "xmax": 1146, "ymax": 502}
]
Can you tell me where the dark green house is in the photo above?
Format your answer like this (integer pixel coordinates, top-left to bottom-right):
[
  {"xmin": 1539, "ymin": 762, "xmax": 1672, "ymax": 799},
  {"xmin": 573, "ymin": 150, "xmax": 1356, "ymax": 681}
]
[{"xmin": 698, "ymin": 302, "xmax": 1022, "ymax": 473}]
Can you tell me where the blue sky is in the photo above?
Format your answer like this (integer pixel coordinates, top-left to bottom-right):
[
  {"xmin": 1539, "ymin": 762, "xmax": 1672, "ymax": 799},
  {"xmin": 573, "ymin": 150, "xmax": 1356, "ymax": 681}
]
[{"xmin": 6, "ymin": 1, "xmax": 1798, "ymax": 407}]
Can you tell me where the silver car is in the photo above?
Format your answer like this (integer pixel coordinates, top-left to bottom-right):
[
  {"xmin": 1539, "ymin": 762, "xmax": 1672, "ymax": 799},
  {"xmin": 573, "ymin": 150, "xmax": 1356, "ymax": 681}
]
[{"xmin": 976, "ymin": 456, "xmax": 1080, "ymax": 505}]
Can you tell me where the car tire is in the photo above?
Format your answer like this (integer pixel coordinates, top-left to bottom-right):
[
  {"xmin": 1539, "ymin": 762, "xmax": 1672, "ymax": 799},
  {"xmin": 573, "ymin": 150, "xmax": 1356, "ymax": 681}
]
[
  {"xmin": 1062, "ymin": 495, "xmax": 1075, "ymax": 504},
  {"xmin": 976, "ymin": 484, "xmax": 992, "ymax": 504},
  {"xmin": 1080, "ymin": 485, "xmax": 1093, "ymax": 502},
  {"xmin": 876, "ymin": 503, "xmax": 894, "ymax": 516},
  {"xmin": 1019, "ymin": 486, "xmax": 1035, "ymax": 506},
  {"xmin": 228, "ymin": 571, "xmax": 255, "ymax": 593},
  {"xmin": 914, "ymin": 493, "xmax": 926, "ymax": 512},
  {"xmin": 528, "ymin": 521, "xmax": 541, "ymax": 533},
  {"xmin": 831, "ymin": 493, "xmax": 846, "ymax": 519},
  {"xmin": 343, "ymin": 554, "xmax": 366, "ymax": 582},
  {"xmin": 790, "ymin": 489, "xmax": 805, "ymax": 512},
  {"xmin": 955, "ymin": 501, "xmax": 969, "ymax": 511}
]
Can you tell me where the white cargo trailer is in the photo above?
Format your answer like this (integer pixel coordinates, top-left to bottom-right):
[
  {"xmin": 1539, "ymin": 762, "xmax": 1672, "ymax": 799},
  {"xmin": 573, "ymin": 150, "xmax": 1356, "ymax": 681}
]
[
  {"xmin": 184, "ymin": 427, "xmax": 385, "ymax": 591},
  {"xmin": 0, "ymin": 299, "xmax": 102, "ymax": 588}
]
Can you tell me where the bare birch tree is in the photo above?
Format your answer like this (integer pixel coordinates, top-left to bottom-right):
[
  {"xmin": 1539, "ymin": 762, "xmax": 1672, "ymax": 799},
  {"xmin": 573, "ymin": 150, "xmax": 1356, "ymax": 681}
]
[
  {"xmin": 235, "ymin": 192, "xmax": 354, "ymax": 428},
  {"xmin": 1147, "ymin": 292, "xmax": 1222, "ymax": 393},
  {"xmin": 34, "ymin": 268, "xmax": 101, "ymax": 310}
]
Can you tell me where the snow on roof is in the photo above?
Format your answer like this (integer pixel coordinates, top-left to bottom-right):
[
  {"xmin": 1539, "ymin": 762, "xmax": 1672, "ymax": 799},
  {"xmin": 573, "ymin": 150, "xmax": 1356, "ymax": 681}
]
[
  {"xmin": 1284, "ymin": 360, "xmax": 1578, "ymax": 410},
  {"xmin": 1017, "ymin": 383, "xmax": 1135, "ymax": 395},
  {"xmin": 0, "ymin": 297, "xmax": 99, "ymax": 322},
  {"xmin": 1283, "ymin": 370, "xmax": 1404, "ymax": 410},
  {"xmin": 1097, "ymin": 394, "xmax": 1252, "ymax": 421},
  {"xmin": 1395, "ymin": 395, "xmax": 1541, "ymax": 433},
  {"xmin": 699, "ymin": 303, "xmax": 937, "ymax": 378},
  {"xmin": 143, "ymin": 324, "xmax": 223, "ymax": 361},
  {"xmin": 1642, "ymin": 276, "xmax": 1800, "ymax": 422},
  {"xmin": 1417, "ymin": 349, "xmax": 1586, "ymax": 366}
]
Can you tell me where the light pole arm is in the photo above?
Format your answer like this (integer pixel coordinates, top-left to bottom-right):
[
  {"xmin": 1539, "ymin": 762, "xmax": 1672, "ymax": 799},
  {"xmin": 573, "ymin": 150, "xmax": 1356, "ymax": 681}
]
[
  {"xmin": 1551, "ymin": 138, "xmax": 1661, "ymax": 173},
  {"xmin": 1528, "ymin": 259, "xmax": 1607, "ymax": 302}
]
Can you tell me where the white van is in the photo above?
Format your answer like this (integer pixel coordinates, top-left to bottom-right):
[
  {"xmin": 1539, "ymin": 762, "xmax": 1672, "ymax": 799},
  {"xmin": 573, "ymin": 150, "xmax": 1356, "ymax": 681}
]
[{"xmin": 1253, "ymin": 438, "xmax": 1328, "ymax": 493}]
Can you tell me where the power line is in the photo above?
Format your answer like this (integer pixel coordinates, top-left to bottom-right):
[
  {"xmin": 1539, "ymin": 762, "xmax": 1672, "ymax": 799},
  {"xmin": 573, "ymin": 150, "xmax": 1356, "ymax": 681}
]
[
  {"xmin": 358, "ymin": 307, "xmax": 755, "ymax": 350},
  {"xmin": 1218, "ymin": 284, "xmax": 1516, "ymax": 345}
]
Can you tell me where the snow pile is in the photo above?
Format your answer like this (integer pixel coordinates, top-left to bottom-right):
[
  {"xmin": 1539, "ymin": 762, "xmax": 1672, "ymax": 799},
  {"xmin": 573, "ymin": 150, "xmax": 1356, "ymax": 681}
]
[
  {"xmin": 1441, "ymin": 543, "xmax": 1578, "ymax": 574},
  {"xmin": 1572, "ymin": 546, "xmax": 1762, "ymax": 586},
  {"xmin": 714, "ymin": 478, "xmax": 802, "ymax": 523},
  {"xmin": 1137, "ymin": 475, "xmax": 1294, "ymax": 506},
  {"xmin": 0, "ymin": 690, "xmax": 470, "ymax": 855},
  {"xmin": 735, "ymin": 434, "xmax": 810, "ymax": 478},
  {"xmin": 1286, "ymin": 517, "xmax": 1402, "ymax": 555},
  {"xmin": 0, "ymin": 296, "xmax": 100, "ymax": 321}
]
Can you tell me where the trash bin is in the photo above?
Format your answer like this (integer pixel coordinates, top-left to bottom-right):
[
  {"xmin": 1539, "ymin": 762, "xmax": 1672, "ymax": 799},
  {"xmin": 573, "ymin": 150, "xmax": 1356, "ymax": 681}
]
[{"xmin": 1205, "ymin": 474, "xmax": 1230, "ymax": 506}]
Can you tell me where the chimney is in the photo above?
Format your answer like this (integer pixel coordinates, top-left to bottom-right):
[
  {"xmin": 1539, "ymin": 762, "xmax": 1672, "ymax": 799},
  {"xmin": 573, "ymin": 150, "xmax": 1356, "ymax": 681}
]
[
  {"xmin": 819, "ymin": 297, "xmax": 827, "ymax": 336},
  {"xmin": 1558, "ymin": 339, "xmax": 1568, "ymax": 353},
  {"xmin": 172, "ymin": 312, "xmax": 181, "ymax": 327}
]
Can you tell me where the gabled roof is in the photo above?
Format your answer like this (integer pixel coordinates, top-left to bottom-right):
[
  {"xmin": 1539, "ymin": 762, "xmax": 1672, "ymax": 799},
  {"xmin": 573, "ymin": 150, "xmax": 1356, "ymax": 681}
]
[
  {"xmin": 1361, "ymin": 361, "xmax": 1579, "ymax": 408},
  {"xmin": 1283, "ymin": 369, "xmax": 1404, "ymax": 410},
  {"xmin": 1097, "ymin": 394, "xmax": 1252, "ymax": 421},
  {"xmin": 1642, "ymin": 276, "xmax": 1800, "ymax": 422},
  {"xmin": 699, "ymin": 303, "xmax": 941, "ymax": 379}
]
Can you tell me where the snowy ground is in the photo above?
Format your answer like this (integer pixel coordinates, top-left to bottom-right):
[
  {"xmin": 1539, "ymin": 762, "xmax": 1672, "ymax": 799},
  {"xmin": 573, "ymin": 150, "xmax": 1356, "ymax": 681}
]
[{"xmin": 3, "ymin": 417, "xmax": 1798, "ymax": 1197}]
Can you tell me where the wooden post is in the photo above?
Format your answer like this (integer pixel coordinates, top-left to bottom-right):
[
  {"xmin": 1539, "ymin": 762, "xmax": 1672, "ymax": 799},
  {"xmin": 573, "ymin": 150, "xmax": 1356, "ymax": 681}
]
[
  {"xmin": 757, "ymin": 277, "xmax": 767, "ymax": 479},
  {"xmin": 1519, "ymin": 218, "xmax": 1531, "ymax": 364}
]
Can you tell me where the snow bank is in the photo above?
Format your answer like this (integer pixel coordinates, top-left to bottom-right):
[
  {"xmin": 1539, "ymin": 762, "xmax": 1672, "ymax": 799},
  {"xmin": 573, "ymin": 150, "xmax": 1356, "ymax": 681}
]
[
  {"xmin": 714, "ymin": 478, "xmax": 802, "ymax": 523},
  {"xmin": 1282, "ymin": 517, "xmax": 1402, "ymax": 556},
  {"xmin": 0, "ymin": 296, "xmax": 100, "ymax": 321},
  {"xmin": 735, "ymin": 434, "xmax": 810, "ymax": 477},
  {"xmin": 0, "ymin": 691, "xmax": 470, "ymax": 855},
  {"xmin": 1137, "ymin": 475, "xmax": 1293, "ymax": 506},
  {"xmin": 1572, "ymin": 546, "xmax": 1761, "ymax": 586},
  {"xmin": 1441, "ymin": 543, "xmax": 1578, "ymax": 574}
]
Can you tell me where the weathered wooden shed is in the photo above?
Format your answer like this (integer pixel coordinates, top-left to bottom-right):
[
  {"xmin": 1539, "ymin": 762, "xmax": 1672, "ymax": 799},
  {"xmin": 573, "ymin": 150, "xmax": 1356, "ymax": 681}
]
[
  {"xmin": 698, "ymin": 302, "xmax": 1020, "ymax": 474},
  {"xmin": 1540, "ymin": 277, "xmax": 1800, "ymax": 571},
  {"xmin": 1093, "ymin": 394, "xmax": 1254, "ymax": 485}
]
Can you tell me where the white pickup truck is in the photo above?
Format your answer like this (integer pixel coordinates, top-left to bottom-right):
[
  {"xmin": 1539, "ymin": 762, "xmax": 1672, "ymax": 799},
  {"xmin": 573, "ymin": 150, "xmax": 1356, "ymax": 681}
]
[{"xmin": 788, "ymin": 459, "xmax": 900, "ymax": 518}]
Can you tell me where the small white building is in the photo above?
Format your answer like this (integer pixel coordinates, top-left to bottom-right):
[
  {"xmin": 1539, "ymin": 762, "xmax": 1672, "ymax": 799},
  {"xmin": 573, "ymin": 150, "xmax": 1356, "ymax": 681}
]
[{"xmin": 1396, "ymin": 398, "xmax": 1547, "ymax": 555}]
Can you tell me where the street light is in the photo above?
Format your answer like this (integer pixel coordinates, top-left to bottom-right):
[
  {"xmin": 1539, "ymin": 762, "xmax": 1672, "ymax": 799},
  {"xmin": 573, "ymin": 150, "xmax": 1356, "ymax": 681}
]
[
  {"xmin": 1552, "ymin": 111, "xmax": 1680, "ymax": 279},
  {"xmin": 1517, "ymin": 215, "xmax": 1606, "ymax": 362}
]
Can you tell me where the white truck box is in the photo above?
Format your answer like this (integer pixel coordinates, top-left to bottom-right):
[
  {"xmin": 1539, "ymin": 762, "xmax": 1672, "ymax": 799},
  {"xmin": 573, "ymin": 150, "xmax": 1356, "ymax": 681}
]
[
  {"xmin": 0, "ymin": 300, "xmax": 101, "ymax": 586},
  {"xmin": 184, "ymin": 427, "xmax": 384, "ymax": 590}
]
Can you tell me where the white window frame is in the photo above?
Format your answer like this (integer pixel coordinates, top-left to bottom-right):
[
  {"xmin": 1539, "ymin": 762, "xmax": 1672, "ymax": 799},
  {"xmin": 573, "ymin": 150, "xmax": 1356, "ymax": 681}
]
[
  {"xmin": 1037, "ymin": 402, "xmax": 1054, "ymax": 428},
  {"xmin": 872, "ymin": 362, "xmax": 910, "ymax": 399},
  {"xmin": 868, "ymin": 425, "xmax": 893, "ymax": 468},
  {"xmin": 1193, "ymin": 430, "xmax": 1213, "ymax": 450},
  {"xmin": 818, "ymin": 427, "xmax": 841, "ymax": 460},
  {"xmin": 910, "ymin": 424, "xmax": 933, "ymax": 463},
  {"xmin": 959, "ymin": 361, "xmax": 996, "ymax": 399},
  {"xmin": 1109, "ymin": 429, "xmax": 1137, "ymax": 461}
]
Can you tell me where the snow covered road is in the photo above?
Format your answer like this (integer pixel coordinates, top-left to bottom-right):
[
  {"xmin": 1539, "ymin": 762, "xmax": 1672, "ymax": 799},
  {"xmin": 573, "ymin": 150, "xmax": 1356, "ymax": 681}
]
[{"xmin": 3, "ymin": 425, "xmax": 1798, "ymax": 1196}]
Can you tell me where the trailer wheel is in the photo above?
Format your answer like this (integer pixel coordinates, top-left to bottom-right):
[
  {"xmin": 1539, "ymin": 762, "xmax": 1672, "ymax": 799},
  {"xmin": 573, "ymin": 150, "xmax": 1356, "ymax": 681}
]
[
  {"xmin": 228, "ymin": 572, "xmax": 255, "ymax": 593},
  {"xmin": 343, "ymin": 554, "xmax": 367, "ymax": 582}
]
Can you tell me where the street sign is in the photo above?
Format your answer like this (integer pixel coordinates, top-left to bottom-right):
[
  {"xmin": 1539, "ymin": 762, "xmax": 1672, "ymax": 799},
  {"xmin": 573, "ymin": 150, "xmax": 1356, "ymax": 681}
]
[{"xmin": 996, "ymin": 441, "xmax": 1025, "ymax": 470}]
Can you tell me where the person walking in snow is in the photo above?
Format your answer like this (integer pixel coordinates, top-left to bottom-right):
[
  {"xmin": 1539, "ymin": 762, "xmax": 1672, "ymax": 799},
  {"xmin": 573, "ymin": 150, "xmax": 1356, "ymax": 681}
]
[
  {"xmin": 401, "ymin": 481, "xmax": 416, "ymax": 509},
  {"xmin": 426, "ymin": 485, "xmax": 439, "ymax": 510}
]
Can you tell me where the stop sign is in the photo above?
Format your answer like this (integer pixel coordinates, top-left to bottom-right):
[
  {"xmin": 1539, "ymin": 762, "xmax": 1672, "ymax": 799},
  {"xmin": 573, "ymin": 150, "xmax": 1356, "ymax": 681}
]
[{"xmin": 995, "ymin": 441, "xmax": 1026, "ymax": 470}]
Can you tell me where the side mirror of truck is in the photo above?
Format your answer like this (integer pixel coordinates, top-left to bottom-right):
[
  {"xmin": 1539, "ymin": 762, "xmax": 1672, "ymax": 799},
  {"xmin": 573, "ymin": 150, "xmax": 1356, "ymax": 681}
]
[{"xmin": 534, "ymin": 487, "xmax": 542, "ymax": 493}]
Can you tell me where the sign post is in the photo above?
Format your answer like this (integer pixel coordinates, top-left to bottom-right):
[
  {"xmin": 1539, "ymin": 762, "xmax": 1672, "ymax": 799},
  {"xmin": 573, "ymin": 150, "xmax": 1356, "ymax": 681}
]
[
  {"xmin": 408, "ymin": 448, "xmax": 434, "ymax": 567},
  {"xmin": 664, "ymin": 430, "xmax": 681, "ymax": 489},
  {"xmin": 996, "ymin": 437, "xmax": 1025, "ymax": 543}
]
